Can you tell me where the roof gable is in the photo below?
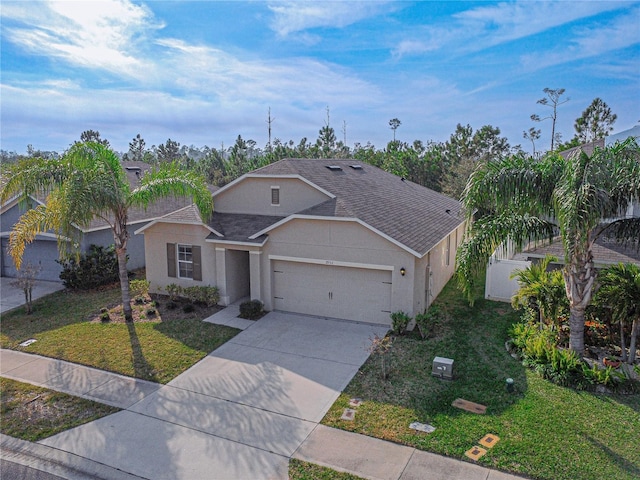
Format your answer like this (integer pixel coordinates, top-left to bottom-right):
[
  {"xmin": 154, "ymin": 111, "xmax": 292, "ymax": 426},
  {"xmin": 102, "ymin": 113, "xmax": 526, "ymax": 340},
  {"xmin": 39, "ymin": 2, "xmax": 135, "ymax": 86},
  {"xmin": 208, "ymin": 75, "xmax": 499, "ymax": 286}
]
[{"xmin": 251, "ymin": 159, "xmax": 464, "ymax": 254}]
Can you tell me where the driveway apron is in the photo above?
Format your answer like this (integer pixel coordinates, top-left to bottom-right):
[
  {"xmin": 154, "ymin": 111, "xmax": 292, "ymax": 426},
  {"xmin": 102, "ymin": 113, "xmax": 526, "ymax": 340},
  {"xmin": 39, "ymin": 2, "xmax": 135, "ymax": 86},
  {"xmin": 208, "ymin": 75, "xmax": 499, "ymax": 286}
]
[{"xmin": 39, "ymin": 312, "xmax": 387, "ymax": 480}]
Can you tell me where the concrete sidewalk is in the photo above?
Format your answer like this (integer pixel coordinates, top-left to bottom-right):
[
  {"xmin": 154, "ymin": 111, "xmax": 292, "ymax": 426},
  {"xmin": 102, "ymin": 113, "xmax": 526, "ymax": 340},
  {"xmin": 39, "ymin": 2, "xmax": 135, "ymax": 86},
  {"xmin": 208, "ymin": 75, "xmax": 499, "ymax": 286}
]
[
  {"xmin": 0, "ymin": 350, "xmax": 161, "ymax": 409},
  {"xmin": 1, "ymin": 306, "xmax": 526, "ymax": 480},
  {"xmin": 1, "ymin": 347, "xmax": 525, "ymax": 480}
]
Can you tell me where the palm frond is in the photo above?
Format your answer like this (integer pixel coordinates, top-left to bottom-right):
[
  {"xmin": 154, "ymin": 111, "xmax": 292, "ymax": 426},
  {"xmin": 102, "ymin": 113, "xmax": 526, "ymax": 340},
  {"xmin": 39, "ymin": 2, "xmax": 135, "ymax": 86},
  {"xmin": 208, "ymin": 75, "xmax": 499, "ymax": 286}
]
[
  {"xmin": 462, "ymin": 153, "xmax": 563, "ymax": 220},
  {"xmin": 0, "ymin": 157, "xmax": 67, "ymax": 205},
  {"xmin": 456, "ymin": 213, "xmax": 556, "ymax": 303},
  {"xmin": 131, "ymin": 162, "xmax": 213, "ymax": 220}
]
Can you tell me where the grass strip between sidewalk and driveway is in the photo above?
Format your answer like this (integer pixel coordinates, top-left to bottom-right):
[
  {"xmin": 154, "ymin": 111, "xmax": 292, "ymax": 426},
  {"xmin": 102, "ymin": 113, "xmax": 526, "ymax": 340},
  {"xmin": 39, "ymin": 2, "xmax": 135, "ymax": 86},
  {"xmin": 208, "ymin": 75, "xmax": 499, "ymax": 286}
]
[
  {"xmin": 288, "ymin": 459, "xmax": 365, "ymax": 480},
  {"xmin": 321, "ymin": 280, "xmax": 640, "ymax": 480},
  {"xmin": 0, "ymin": 377, "xmax": 119, "ymax": 441},
  {"xmin": 0, "ymin": 285, "xmax": 239, "ymax": 384}
]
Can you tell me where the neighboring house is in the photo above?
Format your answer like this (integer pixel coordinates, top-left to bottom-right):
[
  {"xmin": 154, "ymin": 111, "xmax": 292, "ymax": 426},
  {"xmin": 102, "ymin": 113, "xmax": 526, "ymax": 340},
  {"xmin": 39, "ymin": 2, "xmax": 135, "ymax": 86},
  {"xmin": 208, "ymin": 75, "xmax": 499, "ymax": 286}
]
[
  {"xmin": 486, "ymin": 236, "xmax": 640, "ymax": 302},
  {"xmin": 485, "ymin": 128, "xmax": 640, "ymax": 302},
  {"xmin": 137, "ymin": 159, "xmax": 465, "ymax": 326},
  {"xmin": 0, "ymin": 162, "xmax": 195, "ymax": 281}
]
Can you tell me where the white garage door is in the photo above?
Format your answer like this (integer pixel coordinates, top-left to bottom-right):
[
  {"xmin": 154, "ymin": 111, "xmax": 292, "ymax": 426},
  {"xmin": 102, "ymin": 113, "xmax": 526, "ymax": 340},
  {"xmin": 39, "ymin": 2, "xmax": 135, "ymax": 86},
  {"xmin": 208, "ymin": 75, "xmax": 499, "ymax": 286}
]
[{"xmin": 272, "ymin": 260, "xmax": 392, "ymax": 325}]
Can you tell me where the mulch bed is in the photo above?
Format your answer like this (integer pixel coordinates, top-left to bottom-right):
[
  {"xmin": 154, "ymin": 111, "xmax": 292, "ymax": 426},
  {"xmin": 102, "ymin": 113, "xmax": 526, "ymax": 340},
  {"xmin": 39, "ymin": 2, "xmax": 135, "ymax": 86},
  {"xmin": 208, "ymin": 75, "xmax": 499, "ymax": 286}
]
[{"xmin": 89, "ymin": 293, "xmax": 223, "ymax": 324}]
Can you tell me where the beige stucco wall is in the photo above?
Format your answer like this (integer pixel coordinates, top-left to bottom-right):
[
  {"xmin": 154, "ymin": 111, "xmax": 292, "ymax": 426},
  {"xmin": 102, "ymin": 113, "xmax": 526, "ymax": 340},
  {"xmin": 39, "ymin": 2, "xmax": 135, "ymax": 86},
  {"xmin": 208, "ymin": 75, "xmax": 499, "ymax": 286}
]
[
  {"xmin": 140, "ymin": 221, "xmax": 216, "ymax": 294},
  {"xmin": 213, "ymin": 177, "xmax": 331, "ymax": 216},
  {"xmin": 140, "ymin": 215, "xmax": 465, "ymax": 322},
  {"xmin": 411, "ymin": 222, "xmax": 466, "ymax": 316},
  {"xmin": 260, "ymin": 218, "xmax": 417, "ymax": 316}
]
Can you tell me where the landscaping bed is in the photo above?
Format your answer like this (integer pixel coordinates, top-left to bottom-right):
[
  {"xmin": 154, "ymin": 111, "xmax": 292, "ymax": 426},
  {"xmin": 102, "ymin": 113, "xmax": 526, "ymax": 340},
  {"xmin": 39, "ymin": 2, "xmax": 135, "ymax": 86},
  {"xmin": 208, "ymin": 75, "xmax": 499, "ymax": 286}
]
[{"xmin": 321, "ymin": 280, "xmax": 640, "ymax": 480}]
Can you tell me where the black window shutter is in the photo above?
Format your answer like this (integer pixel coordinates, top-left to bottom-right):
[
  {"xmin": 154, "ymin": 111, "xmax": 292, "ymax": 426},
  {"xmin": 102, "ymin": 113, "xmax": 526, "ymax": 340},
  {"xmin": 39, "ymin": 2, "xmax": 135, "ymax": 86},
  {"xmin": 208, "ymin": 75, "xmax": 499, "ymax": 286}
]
[
  {"xmin": 192, "ymin": 245, "xmax": 202, "ymax": 281},
  {"xmin": 167, "ymin": 243, "xmax": 176, "ymax": 278}
]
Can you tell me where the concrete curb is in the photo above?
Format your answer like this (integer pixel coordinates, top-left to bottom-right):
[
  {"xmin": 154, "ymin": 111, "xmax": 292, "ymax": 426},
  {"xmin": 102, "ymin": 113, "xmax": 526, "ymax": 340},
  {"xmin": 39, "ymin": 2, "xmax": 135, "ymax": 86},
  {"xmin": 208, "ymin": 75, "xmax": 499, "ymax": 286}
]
[{"xmin": 0, "ymin": 434, "xmax": 147, "ymax": 480}]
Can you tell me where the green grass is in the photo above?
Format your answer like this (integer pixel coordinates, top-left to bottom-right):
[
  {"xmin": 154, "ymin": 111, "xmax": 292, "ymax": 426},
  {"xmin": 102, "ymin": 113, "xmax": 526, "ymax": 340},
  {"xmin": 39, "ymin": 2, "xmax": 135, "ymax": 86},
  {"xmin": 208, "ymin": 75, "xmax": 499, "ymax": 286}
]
[
  {"xmin": 288, "ymin": 459, "xmax": 365, "ymax": 480},
  {"xmin": 0, "ymin": 378, "xmax": 119, "ymax": 441},
  {"xmin": 322, "ymin": 280, "xmax": 640, "ymax": 480},
  {"xmin": 1, "ymin": 286, "xmax": 240, "ymax": 383}
]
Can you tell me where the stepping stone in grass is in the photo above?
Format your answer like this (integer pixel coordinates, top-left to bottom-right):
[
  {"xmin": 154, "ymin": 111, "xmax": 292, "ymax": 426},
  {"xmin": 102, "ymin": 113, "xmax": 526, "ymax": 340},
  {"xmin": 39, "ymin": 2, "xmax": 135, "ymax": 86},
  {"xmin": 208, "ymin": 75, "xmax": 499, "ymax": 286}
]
[
  {"xmin": 479, "ymin": 434, "xmax": 500, "ymax": 448},
  {"xmin": 349, "ymin": 397, "xmax": 363, "ymax": 407},
  {"xmin": 465, "ymin": 445, "xmax": 487, "ymax": 461},
  {"xmin": 409, "ymin": 421, "xmax": 436, "ymax": 433},
  {"xmin": 341, "ymin": 408, "xmax": 356, "ymax": 421},
  {"xmin": 452, "ymin": 398, "xmax": 486, "ymax": 414}
]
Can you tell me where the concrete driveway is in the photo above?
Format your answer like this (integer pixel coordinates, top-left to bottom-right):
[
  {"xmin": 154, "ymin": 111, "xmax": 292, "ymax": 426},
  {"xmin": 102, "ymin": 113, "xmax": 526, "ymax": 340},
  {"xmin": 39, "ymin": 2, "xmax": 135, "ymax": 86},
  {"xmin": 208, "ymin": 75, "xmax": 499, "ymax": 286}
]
[{"xmin": 39, "ymin": 312, "xmax": 388, "ymax": 479}]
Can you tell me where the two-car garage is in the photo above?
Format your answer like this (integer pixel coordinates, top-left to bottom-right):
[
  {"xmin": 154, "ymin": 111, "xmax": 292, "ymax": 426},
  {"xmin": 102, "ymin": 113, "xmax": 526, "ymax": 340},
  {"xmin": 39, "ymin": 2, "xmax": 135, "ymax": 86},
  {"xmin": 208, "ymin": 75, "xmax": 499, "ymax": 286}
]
[{"xmin": 271, "ymin": 259, "xmax": 392, "ymax": 325}]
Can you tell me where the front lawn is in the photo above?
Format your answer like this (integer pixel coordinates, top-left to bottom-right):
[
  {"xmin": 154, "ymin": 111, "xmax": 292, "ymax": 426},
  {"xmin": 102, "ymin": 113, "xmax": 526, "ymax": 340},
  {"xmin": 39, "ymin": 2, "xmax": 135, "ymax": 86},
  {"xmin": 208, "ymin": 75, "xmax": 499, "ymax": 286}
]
[
  {"xmin": 322, "ymin": 280, "xmax": 640, "ymax": 480},
  {"xmin": 0, "ymin": 285, "xmax": 239, "ymax": 384},
  {"xmin": 0, "ymin": 377, "xmax": 119, "ymax": 441}
]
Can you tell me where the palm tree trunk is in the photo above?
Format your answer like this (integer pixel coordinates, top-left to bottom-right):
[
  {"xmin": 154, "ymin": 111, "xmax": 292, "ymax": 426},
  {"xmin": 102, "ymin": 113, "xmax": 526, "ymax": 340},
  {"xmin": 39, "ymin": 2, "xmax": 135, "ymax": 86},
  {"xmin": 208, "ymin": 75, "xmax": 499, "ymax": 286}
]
[
  {"xmin": 619, "ymin": 319, "xmax": 628, "ymax": 363},
  {"xmin": 629, "ymin": 317, "xmax": 638, "ymax": 364},
  {"xmin": 116, "ymin": 246, "xmax": 132, "ymax": 322},
  {"xmin": 563, "ymin": 253, "xmax": 595, "ymax": 358},
  {"xmin": 568, "ymin": 306, "xmax": 586, "ymax": 356},
  {"xmin": 114, "ymin": 214, "xmax": 132, "ymax": 323}
]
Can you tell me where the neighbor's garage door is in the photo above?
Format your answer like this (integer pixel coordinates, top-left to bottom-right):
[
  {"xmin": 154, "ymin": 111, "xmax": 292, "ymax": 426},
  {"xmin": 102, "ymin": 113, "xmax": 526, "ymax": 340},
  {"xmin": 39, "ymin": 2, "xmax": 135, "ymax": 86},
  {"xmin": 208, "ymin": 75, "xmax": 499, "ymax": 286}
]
[
  {"xmin": 1, "ymin": 237, "xmax": 63, "ymax": 282},
  {"xmin": 272, "ymin": 260, "xmax": 392, "ymax": 325}
]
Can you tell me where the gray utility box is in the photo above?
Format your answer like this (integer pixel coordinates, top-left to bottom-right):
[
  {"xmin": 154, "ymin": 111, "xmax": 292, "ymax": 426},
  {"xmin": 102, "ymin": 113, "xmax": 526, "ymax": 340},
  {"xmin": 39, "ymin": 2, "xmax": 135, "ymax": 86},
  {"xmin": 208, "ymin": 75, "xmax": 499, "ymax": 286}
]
[{"xmin": 432, "ymin": 356, "xmax": 454, "ymax": 379}]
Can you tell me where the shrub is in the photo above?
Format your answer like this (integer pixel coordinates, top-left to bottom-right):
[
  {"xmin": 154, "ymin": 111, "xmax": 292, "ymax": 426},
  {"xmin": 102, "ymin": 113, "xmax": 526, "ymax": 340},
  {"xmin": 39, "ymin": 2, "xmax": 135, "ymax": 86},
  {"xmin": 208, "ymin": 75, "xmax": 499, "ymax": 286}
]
[
  {"xmin": 390, "ymin": 311, "xmax": 411, "ymax": 335},
  {"xmin": 368, "ymin": 334, "xmax": 393, "ymax": 379},
  {"xmin": 146, "ymin": 307, "xmax": 157, "ymax": 317},
  {"xmin": 130, "ymin": 279, "xmax": 150, "ymax": 297},
  {"xmin": 182, "ymin": 286, "xmax": 220, "ymax": 307},
  {"xmin": 134, "ymin": 296, "xmax": 145, "ymax": 305},
  {"xmin": 510, "ymin": 319, "xmax": 625, "ymax": 389},
  {"xmin": 166, "ymin": 284, "xmax": 181, "ymax": 302},
  {"xmin": 182, "ymin": 304, "xmax": 195, "ymax": 313},
  {"xmin": 415, "ymin": 305, "xmax": 441, "ymax": 339},
  {"xmin": 58, "ymin": 245, "xmax": 121, "ymax": 289},
  {"xmin": 582, "ymin": 364, "xmax": 619, "ymax": 387},
  {"xmin": 100, "ymin": 312, "xmax": 110, "ymax": 322},
  {"xmin": 239, "ymin": 300, "xmax": 264, "ymax": 320}
]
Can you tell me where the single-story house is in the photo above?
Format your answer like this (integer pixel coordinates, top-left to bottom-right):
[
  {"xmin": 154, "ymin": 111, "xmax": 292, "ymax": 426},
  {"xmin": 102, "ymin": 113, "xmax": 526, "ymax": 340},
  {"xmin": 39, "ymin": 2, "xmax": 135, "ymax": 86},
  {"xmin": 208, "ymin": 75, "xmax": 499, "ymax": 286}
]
[
  {"xmin": 137, "ymin": 159, "xmax": 465, "ymax": 326},
  {"xmin": 0, "ymin": 162, "xmax": 196, "ymax": 281}
]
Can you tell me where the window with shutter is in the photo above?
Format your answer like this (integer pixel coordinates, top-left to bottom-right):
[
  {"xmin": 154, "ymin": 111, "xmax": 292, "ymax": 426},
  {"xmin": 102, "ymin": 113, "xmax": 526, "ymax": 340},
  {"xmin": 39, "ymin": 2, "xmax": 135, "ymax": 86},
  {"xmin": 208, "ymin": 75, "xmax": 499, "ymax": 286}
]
[{"xmin": 178, "ymin": 244, "xmax": 193, "ymax": 278}]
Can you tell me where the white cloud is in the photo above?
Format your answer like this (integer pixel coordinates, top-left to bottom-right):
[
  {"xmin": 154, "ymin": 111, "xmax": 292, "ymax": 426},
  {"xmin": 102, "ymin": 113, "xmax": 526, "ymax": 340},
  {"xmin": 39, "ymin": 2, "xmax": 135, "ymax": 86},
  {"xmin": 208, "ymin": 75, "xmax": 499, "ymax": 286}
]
[
  {"xmin": 393, "ymin": 1, "xmax": 630, "ymax": 58},
  {"xmin": 267, "ymin": 1, "xmax": 392, "ymax": 36},
  {"xmin": 453, "ymin": 1, "xmax": 627, "ymax": 47},
  {"xmin": 520, "ymin": 7, "xmax": 640, "ymax": 70},
  {"xmin": 1, "ymin": 0, "xmax": 162, "ymax": 79},
  {"xmin": 155, "ymin": 38, "xmax": 382, "ymax": 108}
]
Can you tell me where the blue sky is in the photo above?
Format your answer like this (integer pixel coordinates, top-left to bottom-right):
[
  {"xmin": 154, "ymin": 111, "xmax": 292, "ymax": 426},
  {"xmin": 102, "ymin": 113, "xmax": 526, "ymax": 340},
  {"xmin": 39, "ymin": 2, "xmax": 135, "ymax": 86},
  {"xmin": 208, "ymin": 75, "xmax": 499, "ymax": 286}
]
[{"xmin": 1, "ymin": 1, "xmax": 639, "ymax": 154}]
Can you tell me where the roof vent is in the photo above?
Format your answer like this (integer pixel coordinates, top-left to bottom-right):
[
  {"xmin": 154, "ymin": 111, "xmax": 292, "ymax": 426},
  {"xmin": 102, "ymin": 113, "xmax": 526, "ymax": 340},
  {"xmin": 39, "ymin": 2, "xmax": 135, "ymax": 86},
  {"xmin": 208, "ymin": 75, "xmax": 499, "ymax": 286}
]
[
  {"xmin": 349, "ymin": 164, "xmax": 363, "ymax": 170},
  {"xmin": 326, "ymin": 165, "xmax": 343, "ymax": 171}
]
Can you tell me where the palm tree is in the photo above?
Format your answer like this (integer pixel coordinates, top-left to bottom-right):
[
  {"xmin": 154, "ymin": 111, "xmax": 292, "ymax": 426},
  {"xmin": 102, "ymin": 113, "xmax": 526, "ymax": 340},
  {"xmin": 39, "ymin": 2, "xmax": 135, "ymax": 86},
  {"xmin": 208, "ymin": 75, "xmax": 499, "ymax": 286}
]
[
  {"xmin": 594, "ymin": 263, "xmax": 640, "ymax": 364},
  {"xmin": 0, "ymin": 142, "xmax": 213, "ymax": 322},
  {"xmin": 457, "ymin": 138, "xmax": 640, "ymax": 356},
  {"xmin": 511, "ymin": 255, "xmax": 567, "ymax": 328}
]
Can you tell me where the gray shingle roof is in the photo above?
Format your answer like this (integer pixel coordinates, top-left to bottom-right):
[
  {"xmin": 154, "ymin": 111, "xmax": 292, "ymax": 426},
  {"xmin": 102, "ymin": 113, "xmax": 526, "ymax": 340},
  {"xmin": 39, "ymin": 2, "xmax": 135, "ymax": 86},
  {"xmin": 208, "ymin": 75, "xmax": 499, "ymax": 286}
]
[
  {"xmin": 207, "ymin": 212, "xmax": 285, "ymax": 244},
  {"xmin": 252, "ymin": 159, "xmax": 464, "ymax": 255},
  {"xmin": 515, "ymin": 236, "xmax": 640, "ymax": 266}
]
